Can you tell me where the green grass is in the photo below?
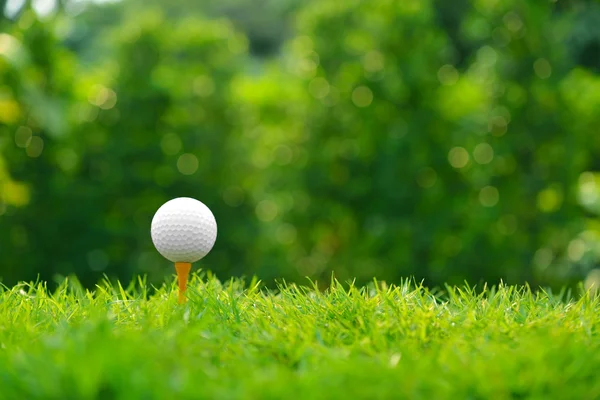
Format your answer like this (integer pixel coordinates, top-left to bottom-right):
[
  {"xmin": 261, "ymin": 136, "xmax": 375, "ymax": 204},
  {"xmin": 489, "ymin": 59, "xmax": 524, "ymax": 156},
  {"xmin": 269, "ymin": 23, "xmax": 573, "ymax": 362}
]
[{"xmin": 0, "ymin": 274, "xmax": 599, "ymax": 400}]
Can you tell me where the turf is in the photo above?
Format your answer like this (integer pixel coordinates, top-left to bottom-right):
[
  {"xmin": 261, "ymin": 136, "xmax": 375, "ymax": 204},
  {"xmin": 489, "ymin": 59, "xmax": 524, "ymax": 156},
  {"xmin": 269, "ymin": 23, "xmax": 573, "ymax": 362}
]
[{"xmin": 0, "ymin": 274, "xmax": 599, "ymax": 400}]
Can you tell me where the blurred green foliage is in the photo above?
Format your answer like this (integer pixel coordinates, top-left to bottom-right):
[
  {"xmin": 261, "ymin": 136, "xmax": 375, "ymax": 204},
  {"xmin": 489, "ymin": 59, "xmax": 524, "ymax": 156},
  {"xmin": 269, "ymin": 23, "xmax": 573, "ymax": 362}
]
[{"xmin": 1, "ymin": 0, "xmax": 599, "ymax": 289}]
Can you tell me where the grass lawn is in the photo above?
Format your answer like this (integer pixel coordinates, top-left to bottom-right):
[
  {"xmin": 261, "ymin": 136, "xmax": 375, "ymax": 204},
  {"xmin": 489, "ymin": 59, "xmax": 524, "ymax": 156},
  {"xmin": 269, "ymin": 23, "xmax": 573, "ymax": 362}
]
[{"xmin": 0, "ymin": 273, "xmax": 599, "ymax": 399}]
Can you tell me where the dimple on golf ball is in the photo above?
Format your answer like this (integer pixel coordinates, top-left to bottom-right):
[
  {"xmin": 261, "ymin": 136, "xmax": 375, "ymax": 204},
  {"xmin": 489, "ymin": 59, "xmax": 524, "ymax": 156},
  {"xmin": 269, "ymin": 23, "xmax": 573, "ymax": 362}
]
[{"xmin": 151, "ymin": 197, "xmax": 217, "ymax": 263}]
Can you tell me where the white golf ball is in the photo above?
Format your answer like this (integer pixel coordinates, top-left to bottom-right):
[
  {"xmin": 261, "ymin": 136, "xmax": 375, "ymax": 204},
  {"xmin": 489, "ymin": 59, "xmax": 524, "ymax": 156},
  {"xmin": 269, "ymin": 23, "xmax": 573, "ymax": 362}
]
[{"xmin": 151, "ymin": 197, "xmax": 217, "ymax": 263}]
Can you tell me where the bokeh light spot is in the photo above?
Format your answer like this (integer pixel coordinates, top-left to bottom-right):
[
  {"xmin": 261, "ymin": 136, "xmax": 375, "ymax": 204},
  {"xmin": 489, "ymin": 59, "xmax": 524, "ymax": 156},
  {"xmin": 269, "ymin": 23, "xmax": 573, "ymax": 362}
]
[
  {"xmin": 448, "ymin": 147, "xmax": 469, "ymax": 169},
  {"xmin": 26, "ymin": 136, "xmax": 44, "ymax": 158},
  {"xmin": 0, "ymin": 97, "xmax": 20, "ymax": 124},
  {"xmin": 492, "ymin": 106, "xmax": 512, "ymax": 123},
  {"xmin": 14, "ymin": 126, "xmax": 32, "ymax": 148},
  {"xmin": 193, "ymin": 75, "xmax": 215, "ymax": 97},
  {"xmin": 488, "ymin": 116, "xmax": 508, "ymax": 136},
  {"xmin": 88, "ymin": 85, "xmax": 117, "ymax": 110},
  {"xmin": 321, "ymin": 86, "xmax": 340, "ymax": 107},
  {"xmin": 290, "ymin": 47, "xmax": 319, "ymax": 79},
  {"xmin": 477, "ymin": 46, "xmax": 497, "ymax": 67},
  {"xmin": 251, "ymin": 146, "xmax": 273, "ymax": 169},
  {"xmin": 291, "ymin": 35, "xmax": 313, "ymax": 55},
  {"xmin": 584, "ymin": 269, "xmax": 600, "ymax": 293},
  {"xmin": 537, "ymin": 186, "xmax": 563, "ymax": 213},
  {"xmin": 503, "ymin": 12, "xmax": 524, "ymax": 33},
  {"xmin": 362, "ymin": 50, "xmax": 385, "ymax": 72},
  {"xmin": 473, "ymin": 143, "xmax": 494, "ymax": 164},
  {"xmin": 161, "ymin": 133, "xmax": 182, "ymax": 156},
  {"xmin": 578, "ymin": 171, "xmax": 599, "ymax": 207},
  {"xmin": 533, "ymin": 58, "xmax": 552, "ymax": 79},
  {"xmin": 351, "ymin": 86, "xmax": 373, "ymax": 108},
  {"xmin": 177, "ymin": 153, "xmax": 198, "ymax": 175},
  {"xmin": 0, "ymin": 33, "xmax": 21, "ymax": 59},
  {"xmin": 99, "ymin": 90, "xmax": 117, "ymax": 110},
  {"xmin": 479, "ymin": 186, "xmax": 499, "ymax": 207},
  {"xmin": 78, "ymin": 104, "xmax": 99, "ymax": 122},
  {"xmin": 256, "ymin": 199, "xmax": 278, "ymax": 222},
  {"xmin": 1, "ymin": 180, "xmax": 30, "ymax": 206},
  {"xmin": 56, "ymin": 148, "xmax": 78, "ymax": 172},
  {"xmin": 438, "ymin": 65, "xmax": 459, "ymax": 86},
  {"xmin": 32, "ymin": 0, "xmax": 56, "ymax": 18},
  {"xmin": 567, "ymin": 239, "xmax": 586, "ymax": 262},
  {"xmin": 534, "ymin": 248, "xmax": 553, "ymax": 271},
  {"xmin": 308, "ymin": 77, "xmax": 330, "ymax": 99},
  {"xmin": 4, "ymin": 0, "xmax": 25, "ymax": 19}
]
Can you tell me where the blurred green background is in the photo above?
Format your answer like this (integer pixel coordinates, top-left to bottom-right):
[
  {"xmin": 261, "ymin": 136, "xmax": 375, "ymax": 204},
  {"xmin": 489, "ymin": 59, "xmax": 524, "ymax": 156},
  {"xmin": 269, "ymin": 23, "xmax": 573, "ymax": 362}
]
[{"xmin": 1, "ymin": 0, "xmax": 600, "ymax": 290}]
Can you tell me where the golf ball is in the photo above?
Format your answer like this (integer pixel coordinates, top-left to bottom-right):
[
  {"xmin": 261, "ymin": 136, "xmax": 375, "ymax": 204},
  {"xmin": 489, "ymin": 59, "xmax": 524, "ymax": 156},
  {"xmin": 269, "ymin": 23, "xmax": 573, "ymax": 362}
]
[{"xmin": 151, "ymin": 197, "xmax": 217, "ymax": 263}]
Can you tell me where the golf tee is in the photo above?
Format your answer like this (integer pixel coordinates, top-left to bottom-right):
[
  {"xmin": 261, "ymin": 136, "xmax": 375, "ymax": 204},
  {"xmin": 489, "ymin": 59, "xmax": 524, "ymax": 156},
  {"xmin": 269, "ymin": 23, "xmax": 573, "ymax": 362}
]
[{"xmin": 175, "ymin": 262, "xmax": 192, "ymax": 304}]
